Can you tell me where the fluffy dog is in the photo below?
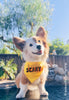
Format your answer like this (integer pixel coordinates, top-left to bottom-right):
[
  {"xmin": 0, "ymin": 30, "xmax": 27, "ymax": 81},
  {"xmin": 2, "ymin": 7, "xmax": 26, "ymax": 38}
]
[{"xmin": 13, "ymin": 27, "xmax": 49, "ymax": 98}]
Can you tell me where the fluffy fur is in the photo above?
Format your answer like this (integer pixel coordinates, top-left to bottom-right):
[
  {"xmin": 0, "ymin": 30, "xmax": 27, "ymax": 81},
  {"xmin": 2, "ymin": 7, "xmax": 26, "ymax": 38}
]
[{"xmin": 13, "ymin": 27, "xmax": 49, "ymax": 98}]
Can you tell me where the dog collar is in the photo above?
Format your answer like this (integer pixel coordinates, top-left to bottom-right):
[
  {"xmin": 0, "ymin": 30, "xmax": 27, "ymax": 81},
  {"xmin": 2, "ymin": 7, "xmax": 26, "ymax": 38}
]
[{"xmin": 24, "ymin": 62, "xmax": 44, "ymax": 83}]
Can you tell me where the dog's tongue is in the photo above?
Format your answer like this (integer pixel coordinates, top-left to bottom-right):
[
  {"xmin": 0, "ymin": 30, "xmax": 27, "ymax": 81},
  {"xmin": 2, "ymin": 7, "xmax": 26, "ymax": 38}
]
[{"xmin": 38, "ymin": 50, "xmax": 42, "ymax": 54}]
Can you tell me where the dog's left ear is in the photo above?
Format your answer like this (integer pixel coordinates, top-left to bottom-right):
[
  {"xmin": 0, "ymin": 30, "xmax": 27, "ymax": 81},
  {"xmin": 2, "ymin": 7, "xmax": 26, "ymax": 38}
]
[
  {"xmin": 13, "ymin": 37, "xmax": 25, "ymax": 52},
  {"xmin": 36, "ymin": 27, "xmax": 47, "ymax": 40}
]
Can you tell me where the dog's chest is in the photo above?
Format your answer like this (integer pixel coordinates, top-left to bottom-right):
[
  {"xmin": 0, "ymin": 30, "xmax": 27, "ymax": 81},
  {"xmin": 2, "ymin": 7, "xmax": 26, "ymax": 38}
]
[
  {"xmin": 24, "ymin": 62, "xmax": 45, "ymax": 83},
  {"xmin": 32, "ymin": 68, "xmax": 46, "ymax": 85}
]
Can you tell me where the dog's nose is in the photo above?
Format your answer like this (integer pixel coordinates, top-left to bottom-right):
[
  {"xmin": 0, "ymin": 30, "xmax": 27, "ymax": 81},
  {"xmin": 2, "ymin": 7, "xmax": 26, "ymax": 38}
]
[{"xmin": 37, "ymin": 45, "xmax": 41, "ymax": 50}]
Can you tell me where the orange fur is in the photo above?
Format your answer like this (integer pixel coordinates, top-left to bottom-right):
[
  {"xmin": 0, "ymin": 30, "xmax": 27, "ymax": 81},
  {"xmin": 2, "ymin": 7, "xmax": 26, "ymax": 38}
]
[
  {"xmin": 15, "ymin": 73, "xmax": 21, "ymax": 88},
  {"xmin": 36, "ymin": 26, "xmax": 47, "ymax": 40}
]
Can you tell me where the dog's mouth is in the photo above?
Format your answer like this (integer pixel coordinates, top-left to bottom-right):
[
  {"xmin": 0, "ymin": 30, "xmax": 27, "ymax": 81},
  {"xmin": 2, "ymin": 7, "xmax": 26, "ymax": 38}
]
[{"xmin": 32, "ymin": 50, "xmax": 42, "ymax": 55}]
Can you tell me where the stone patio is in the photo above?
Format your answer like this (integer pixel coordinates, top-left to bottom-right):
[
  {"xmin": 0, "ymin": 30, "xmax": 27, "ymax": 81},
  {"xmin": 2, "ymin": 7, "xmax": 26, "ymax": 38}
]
[{"xmin": 0, "ymin": 80, "xmax": 16, "ymax": 89}]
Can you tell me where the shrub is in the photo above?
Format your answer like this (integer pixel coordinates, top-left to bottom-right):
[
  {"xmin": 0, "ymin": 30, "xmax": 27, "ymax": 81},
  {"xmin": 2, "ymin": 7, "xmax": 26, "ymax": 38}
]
[{"xmin": 0, "ymin": 59, "xmax": 17, "ymax": 80}]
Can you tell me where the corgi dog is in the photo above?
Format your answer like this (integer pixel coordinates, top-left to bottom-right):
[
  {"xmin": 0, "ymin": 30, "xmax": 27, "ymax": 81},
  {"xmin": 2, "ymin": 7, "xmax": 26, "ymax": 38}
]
[{"xmin": 13, "ymin": 27, "xmax": 49, "ymax": 98}]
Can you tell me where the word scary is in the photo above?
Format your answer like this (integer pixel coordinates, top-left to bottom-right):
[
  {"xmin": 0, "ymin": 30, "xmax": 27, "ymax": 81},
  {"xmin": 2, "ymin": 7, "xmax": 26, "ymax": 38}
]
[{"xmin": 26, "ymin": 66, "xmax": 43, "ymax": 72}]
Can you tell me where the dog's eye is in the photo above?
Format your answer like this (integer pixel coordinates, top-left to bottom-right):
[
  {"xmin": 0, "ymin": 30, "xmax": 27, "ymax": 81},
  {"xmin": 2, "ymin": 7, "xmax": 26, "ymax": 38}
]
[
  {"xmin": 38, "ymin": 40, "xmax": 40, "ymax": 42},
  {"xmin": 29, "ymin": 44, "xmax": 33, "ymax": 47}
]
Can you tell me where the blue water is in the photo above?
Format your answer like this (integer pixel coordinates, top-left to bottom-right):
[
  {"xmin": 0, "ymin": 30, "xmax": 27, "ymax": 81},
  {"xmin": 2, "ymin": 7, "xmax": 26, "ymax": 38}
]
[{"xmin": 0, "ymin": 86, "xmax": 69, "ymax": 100}]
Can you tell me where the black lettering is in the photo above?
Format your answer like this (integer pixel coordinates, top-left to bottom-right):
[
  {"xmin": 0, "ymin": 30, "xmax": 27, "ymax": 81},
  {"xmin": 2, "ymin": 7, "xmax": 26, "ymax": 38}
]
[
  {"xmin": 26, "ymin": 68, "xmax": 29, "ymax": 72},
  {"xmin": 39, "ymin": 67, "xmax": 41, "ymax": 71},
  {"xmin": 29, "ymin": 68, "xmax": 33, "ymax": 72},
  {"xmin": 37, "ymin": 67, "xmax": 39, "ymax": 71},
  {"xmin": 26, "ymin": 66, "xmax": 42, "ymax": 72},
  {"xmin": 35, "ymin": 67, "xmax": 37, "ymax": 71},
  {"xmin": 32, "ymin": 67, "xmax": 34, "ymax": 72}
]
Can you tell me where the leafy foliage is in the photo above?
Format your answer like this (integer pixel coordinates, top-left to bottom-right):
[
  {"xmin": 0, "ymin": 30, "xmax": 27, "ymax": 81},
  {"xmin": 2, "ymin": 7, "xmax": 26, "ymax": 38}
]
[
  {"xmin": 0, "ymin": 0, "xmax": 53, "ymax": 38},
  {"xmin": 0, "ymin": 59, "xmax": 17, "ymax": 80},
  {"xmin": 0, "ymin": 0, "xmax": 53, "ymax": 52},
  {"xmin": 0, "ymin": 45, "xmax": 23, "ymax": 60},
  {"xmin": 0, "ymin": 45, "xmax": 11, "ymax": 54},
  {"xmin": 49, "ymin": 39, "xmax": 69, "ymax": 55}
]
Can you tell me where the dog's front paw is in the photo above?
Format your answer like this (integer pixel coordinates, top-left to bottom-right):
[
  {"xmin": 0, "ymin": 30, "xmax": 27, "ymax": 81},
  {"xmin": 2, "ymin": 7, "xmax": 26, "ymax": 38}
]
[
  {"xmin": 16, "ymin": 93, "xmax": 25, "ymax": 99},
  {"xmin": 16, "ymin": 94, "xmax": 20, "ymax": 99},
  {"xmin": 40, "ymin": 90, "xmax": 49, "ymax": 96}
]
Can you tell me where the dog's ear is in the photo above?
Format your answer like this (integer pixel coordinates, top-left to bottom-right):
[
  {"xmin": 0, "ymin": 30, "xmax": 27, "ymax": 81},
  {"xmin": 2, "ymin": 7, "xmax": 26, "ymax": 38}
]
[
  {"xmin": 36, "ymin": 27, "xmax": 47, "ymax": 40},
  {"xmin": 13, "ymin": 37, "xmax": 25, "ymax": 52}
]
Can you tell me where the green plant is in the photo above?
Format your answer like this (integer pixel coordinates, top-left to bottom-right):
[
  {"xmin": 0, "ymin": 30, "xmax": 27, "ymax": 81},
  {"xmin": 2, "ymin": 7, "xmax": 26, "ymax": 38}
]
[
  {"xmin": 49, "ymin": 39, "xmax": 69, "ymax": 55},
  {"xmin": 0, "ymin": 45, "xmax": 11, "ymax": 54},
  {"xmin": 0, "ymin": 59, "xmax": 17, "ymax": 80}
]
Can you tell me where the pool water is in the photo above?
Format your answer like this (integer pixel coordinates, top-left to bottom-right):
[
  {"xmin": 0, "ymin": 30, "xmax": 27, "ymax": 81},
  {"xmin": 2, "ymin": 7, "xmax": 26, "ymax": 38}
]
[{"xmin": 0, "ymin": 86, "xmax": 69, "ymax": 100}]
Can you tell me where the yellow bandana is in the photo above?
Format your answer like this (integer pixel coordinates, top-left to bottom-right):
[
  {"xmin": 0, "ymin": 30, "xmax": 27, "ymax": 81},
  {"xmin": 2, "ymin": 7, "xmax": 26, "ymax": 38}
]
[{"xmin": 24, "ymin": 62, "xmax": 44, "ymax": 83}]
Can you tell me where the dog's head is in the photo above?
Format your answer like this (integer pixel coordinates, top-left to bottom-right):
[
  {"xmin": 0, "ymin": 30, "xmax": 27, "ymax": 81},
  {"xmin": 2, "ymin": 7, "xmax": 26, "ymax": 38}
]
[{"xmin": 13, "ymin": 27, "xmax": 49, "ymax": 62}]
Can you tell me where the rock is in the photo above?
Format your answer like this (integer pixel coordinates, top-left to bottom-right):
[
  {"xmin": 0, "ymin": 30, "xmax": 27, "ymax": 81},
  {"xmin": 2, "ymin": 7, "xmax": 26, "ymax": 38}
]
[
  {"xmin": 48, "ymin": 64, "xmax": 51, "ymax": 68},
  {"xmin": 48, "ymin": 68, "xmax": 55, "ymax": 81},
  {"xmin": 54, "ymin": 65, "xmax": 65, "ymax": 75},
  {"xmin": 55, "ymin": 75, "xmax": 63, "ymax": 82},
  {"xmin": 52, "ymin": 64, "xmax": 58, "ymax": 68}
]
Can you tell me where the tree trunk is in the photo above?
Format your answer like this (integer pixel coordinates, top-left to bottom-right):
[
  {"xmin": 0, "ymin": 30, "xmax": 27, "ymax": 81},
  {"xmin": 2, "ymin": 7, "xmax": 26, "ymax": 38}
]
[{"xmin": 30, "ymin": 24, "xmax": 33, "ymax": 33}]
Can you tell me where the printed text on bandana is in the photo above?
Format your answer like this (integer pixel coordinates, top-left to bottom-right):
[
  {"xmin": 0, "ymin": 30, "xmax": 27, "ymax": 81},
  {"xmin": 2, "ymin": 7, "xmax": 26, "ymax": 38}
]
[{"xmin": 24, "ymin": 62, "xmax": 44, "ymax": 83}]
